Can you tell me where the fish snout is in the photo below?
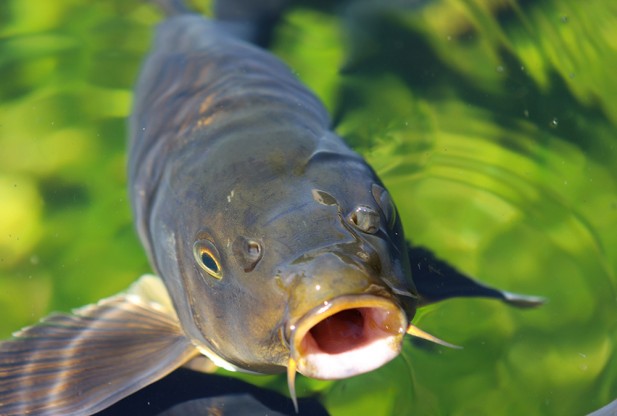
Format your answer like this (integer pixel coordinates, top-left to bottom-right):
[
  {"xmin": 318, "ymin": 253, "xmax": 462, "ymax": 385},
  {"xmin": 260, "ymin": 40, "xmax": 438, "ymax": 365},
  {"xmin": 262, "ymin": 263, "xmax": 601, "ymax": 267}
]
[
  {"xmin": 288, "ymin": 294, "xmax": 407, "ymax": 380},
  {"xmin": 280, "ymin": 252, "xmax": 409, "ymax": 380}
]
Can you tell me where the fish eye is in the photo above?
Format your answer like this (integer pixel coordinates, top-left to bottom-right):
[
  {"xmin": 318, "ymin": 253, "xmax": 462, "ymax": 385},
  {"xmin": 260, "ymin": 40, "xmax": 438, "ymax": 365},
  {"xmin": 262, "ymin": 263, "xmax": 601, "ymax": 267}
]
[
  {"xmin": 371, "ymin": 184, "xmax": 397, "ymax": 229},
  {"xmin": 348, "ymin": 205, "xmax": 380, "ymax": 234},
  {"xmin": 233, "ymin": 236, "xmax": 263, "ymax": 272},
  {"xmin": 193, "ymin": 239, "xmax": 223, "ymax": 279}
]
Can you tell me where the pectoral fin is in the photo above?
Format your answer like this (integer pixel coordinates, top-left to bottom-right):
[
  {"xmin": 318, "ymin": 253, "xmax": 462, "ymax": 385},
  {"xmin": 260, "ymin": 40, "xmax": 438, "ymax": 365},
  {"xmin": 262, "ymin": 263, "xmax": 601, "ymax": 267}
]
[
  {"xmin": 0, "ymin": 275, "xmax": 198, "ymax": 416},
  {"xmin": 408, "ymin": 246, "xmax": 545, "ymax": 308}
]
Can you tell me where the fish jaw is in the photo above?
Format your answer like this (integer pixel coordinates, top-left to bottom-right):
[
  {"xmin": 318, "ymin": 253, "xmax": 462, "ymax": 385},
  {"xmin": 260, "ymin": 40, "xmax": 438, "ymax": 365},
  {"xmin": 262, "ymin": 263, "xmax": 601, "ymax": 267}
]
[{"xmin": 288, "ymin": 294, "xmax": 408, "ymax": 380}]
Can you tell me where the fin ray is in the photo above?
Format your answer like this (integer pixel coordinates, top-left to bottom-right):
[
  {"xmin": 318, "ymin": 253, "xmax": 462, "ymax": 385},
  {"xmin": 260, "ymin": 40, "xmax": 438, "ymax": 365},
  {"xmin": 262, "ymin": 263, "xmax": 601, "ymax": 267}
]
[{"xmin": 0, "ymin": 276, "xmax": 197, "ymax": 416}]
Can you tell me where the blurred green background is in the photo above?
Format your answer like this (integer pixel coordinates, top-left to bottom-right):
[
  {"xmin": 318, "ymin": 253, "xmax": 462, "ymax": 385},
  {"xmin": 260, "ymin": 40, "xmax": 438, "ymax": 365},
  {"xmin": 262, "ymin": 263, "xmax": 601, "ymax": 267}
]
[{"xmin": 1, "ymin": 0, "xmax": 616, "ymax": 415}]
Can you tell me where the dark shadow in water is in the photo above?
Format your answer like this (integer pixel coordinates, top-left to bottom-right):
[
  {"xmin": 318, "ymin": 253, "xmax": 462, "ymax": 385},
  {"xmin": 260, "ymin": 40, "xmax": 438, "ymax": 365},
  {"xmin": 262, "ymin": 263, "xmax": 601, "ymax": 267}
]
[
  {"xmin": 331, "ymin": 8, "xmax": 613, "ymax": 165},
  {"xmin": 96, "ymin": 368, "xmax": 329, "ymax": 416},
  {"xmin": 38, "ymin": 178, "xmax": 90, "ymax": 212}
]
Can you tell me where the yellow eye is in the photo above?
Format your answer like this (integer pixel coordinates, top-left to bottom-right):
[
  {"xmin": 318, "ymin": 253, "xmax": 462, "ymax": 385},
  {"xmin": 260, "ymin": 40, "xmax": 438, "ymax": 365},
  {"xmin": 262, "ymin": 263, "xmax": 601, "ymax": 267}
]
[{"xmin": 193, "ymin": 240, "xmax": 223, "ymax": 279}]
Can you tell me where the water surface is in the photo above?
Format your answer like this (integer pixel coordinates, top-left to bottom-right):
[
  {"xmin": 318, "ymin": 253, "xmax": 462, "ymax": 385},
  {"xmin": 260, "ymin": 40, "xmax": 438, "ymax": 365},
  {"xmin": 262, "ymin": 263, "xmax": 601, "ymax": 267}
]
[{"xmin": 1, "ymin": 0, "xmax": 616, "ymax": 415}]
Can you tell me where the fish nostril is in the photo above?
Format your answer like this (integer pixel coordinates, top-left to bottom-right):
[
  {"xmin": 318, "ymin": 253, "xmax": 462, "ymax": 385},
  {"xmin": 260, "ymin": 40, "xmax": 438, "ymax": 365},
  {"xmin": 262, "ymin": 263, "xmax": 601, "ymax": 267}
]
[
  {"xmin": 233, "ymin": 236, "xmax": 263, "ymax": 272},
  {"xmin": 312, "ymin": 189, "xmax": 338, "ymax": 206},
  {"xmin": 348, "ymin": 205, "xmax": 380, "ymax": 234}
]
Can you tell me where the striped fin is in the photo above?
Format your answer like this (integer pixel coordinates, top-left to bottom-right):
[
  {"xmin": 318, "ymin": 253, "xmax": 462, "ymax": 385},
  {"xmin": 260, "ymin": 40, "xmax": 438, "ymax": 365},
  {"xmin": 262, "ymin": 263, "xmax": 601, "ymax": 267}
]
[{"xmin": 0, "ymin": 275, "xmax": 198, "ymax": 416}]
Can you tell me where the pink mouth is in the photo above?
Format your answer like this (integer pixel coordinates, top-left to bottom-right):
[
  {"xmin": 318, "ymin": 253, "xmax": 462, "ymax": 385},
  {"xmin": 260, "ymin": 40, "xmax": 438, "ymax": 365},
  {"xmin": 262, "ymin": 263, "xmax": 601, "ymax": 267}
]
[
  {"xmin": 309, "ymin": 308, "xmax": 366, "ymax": 354},
  {"xmin": 289, "ymin": 296, "xmax": 408, "ymax": 380}
]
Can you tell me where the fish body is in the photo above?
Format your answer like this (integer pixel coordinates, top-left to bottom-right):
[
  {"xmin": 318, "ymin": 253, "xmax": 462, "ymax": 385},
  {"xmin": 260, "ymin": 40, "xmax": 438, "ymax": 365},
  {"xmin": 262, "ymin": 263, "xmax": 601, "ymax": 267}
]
[
  {"xmin": 587, "ymin": 399, "xmax": 617, "ymax": 416},
  {"xmin": 96, "ymin": 366, "xmax": 328, "ymax": 416},
  {"xmin": 129, "ymin": 10, "xmax": 416, "ymax": 377},
  {"xmin": 0, "ymin": 1, "xmax": 543, "ymax": 415},
  {"xmin": 158, "ymin": 394, "xmax": 289, "ymax": 416}
]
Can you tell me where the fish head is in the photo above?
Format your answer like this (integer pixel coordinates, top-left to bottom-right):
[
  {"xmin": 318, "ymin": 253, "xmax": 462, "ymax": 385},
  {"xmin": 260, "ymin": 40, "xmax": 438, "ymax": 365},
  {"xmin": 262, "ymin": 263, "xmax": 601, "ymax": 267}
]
[
  {"xmin": 145, "ymin": 132, "xmax": 418, "ymax": 379},
  {"xmin": 272, "ymin": 181, "xmax": 419, "ymax": 380}
]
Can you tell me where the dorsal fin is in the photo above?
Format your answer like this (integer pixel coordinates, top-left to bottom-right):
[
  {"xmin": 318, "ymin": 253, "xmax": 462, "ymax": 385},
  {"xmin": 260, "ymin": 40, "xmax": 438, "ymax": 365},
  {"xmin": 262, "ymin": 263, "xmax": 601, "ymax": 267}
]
[{"xmin": 0, "ymin": 275, "xmax": 198, "ymax": 416}]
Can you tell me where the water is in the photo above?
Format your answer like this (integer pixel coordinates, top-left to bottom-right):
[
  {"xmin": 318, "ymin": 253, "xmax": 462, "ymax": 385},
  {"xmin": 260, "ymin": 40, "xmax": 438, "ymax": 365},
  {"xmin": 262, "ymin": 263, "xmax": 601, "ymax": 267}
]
[{"xmin": 1, "ymin": 0, "xmax": 616, "ymax": 415}]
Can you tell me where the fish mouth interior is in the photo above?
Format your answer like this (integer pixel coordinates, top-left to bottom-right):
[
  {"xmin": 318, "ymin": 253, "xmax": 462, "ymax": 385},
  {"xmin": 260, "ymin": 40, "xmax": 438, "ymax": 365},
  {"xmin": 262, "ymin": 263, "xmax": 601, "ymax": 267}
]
[{"xmin": 291, "ymin": 296, "xmax": 407, "ymax": 380}]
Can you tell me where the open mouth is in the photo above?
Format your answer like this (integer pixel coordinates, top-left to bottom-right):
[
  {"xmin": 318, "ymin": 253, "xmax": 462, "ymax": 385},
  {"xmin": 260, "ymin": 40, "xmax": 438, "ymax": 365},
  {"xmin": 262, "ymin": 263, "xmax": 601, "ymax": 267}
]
[{"xmin": 288, "ymin": 295, "xmax": 408, "ymax": 380}]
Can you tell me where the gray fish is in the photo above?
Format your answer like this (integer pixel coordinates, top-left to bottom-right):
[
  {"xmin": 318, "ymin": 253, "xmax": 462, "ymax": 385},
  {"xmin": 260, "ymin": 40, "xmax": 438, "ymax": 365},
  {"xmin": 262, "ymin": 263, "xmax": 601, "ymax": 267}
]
[
  {"xmin": 0, "ymin": 1, "xmax": 543, "ymax": 415},
  {"xmin": 588, "ymin": 399, "xmax": 617, "ymax": 416},
  {"xmin": 157, "ymin": 394, "xmax": 287, "ymax": 416},
  {"xmin": 95, "ymin": 366, "xmax": 328, "ymax": 415}
]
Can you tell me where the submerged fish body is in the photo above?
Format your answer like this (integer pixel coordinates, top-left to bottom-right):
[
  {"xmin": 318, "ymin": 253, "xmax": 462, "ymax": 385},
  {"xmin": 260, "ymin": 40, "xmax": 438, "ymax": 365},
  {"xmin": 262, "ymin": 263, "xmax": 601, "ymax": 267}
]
[
  {"xmin": 0, "ymin": 1, "xmax": 544, "ymax": 415},
  {"xmin": 129, "ymin": 10, "xmax": 417, "ymax": 378},
  {"xmin": 158, "ymin": 394, "xmax": 289, "ymax": 416}
]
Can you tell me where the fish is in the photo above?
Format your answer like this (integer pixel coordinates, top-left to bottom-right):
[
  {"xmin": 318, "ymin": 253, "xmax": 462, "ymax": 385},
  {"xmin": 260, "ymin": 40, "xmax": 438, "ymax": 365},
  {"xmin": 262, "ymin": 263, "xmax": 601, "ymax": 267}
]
[
  {"xmin": 587, "ymin": 399, "xmax": 617, "ymax": 416},
  {"xmin": 95, "ymin": 367, "xmax": 328, "ymax": 416},
  {"xmin": 157, "ymin": 394, "xmax": 288, "ymax": 416},
  {"xmin": 0, "ymin": 1, "xmax": 544, "ymax": 415}
]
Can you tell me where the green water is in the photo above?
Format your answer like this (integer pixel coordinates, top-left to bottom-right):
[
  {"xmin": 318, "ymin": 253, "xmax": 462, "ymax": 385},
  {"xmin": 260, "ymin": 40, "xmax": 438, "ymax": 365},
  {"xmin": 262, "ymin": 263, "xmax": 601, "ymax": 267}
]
[{"xmin": 1, "ymin": 0, "xmax": 616, "ymax": 415}]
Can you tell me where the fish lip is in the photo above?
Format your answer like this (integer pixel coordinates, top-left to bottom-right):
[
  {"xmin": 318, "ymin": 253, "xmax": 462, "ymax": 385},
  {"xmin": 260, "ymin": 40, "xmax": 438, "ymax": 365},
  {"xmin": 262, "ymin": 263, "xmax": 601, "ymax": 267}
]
[{"xmin": 288, "ymin": 294, "xmax": 408, "ymax": 380}]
